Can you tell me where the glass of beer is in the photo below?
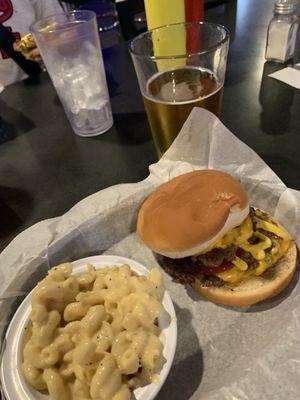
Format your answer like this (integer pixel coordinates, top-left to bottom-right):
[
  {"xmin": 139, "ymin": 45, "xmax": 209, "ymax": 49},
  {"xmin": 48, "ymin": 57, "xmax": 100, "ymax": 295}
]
[{"xmin": 129, "ymin": 22, "xmax": 229, "ymax": 157}]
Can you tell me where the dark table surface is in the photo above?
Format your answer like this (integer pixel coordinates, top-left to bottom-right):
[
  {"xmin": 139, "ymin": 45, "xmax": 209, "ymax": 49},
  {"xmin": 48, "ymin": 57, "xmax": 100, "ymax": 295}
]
[{"xmin": 1, "ymin": 0, "xmax": 300, "ymax": 252}]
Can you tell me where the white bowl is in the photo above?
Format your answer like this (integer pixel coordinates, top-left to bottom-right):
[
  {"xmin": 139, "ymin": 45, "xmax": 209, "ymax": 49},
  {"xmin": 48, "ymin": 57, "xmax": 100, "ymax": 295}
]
[{"xmin": 0, "ymin": 255, "xmax": 177, "ymax": 400}]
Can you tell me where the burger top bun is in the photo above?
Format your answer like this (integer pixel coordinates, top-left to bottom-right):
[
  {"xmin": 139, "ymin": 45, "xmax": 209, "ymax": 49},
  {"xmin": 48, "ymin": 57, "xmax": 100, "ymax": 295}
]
[{"xmin": 137, "ymin": 170, "xmax": 249, "ymax": 259}]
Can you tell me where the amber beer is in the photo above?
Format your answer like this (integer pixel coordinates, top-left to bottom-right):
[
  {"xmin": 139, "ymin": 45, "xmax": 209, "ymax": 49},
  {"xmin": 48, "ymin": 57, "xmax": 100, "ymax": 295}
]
[{"xmin": 143, "ymin": 66, "xmax": 223, "ymax": 157}]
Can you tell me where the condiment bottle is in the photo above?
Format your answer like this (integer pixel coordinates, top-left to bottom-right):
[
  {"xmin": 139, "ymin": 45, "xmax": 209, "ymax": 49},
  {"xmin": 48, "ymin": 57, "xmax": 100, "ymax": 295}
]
[
  {"xmin": 265, "ymin": 0, "xmax": 299, "ymax": 63},
  {"xmin": 144, "ymin": 0, "xmax": 204, "ymax": 30}
]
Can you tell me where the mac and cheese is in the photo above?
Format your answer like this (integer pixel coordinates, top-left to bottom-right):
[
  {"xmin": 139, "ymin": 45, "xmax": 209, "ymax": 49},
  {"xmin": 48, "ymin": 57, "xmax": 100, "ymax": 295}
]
[{"xmin": 22, "ymin": 263, "xmax": 166, "ymax": 400}]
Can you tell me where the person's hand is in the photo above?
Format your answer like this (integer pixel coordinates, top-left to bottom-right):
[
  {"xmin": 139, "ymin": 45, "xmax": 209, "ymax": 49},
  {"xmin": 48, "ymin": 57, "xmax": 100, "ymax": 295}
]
[{"xmin": 13, "ymin": 33, "xmax": 42, "ymax": 63}]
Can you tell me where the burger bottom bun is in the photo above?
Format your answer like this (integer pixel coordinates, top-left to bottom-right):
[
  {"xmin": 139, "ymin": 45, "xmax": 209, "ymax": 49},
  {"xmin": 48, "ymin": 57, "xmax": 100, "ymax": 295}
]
[{"xmin": 192, "ymin": 242, "xmax": 298, "ymax": 307}]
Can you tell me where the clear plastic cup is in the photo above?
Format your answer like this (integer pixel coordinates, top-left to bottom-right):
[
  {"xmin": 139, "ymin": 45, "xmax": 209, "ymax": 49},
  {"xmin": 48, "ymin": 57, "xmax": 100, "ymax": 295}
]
[{"xmin": 31, "ymin": 11, "xmax": 113, "ymax": 137}]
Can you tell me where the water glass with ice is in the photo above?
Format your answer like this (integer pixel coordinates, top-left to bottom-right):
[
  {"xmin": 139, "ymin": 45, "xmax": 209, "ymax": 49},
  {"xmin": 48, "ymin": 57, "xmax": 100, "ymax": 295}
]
[{"xmin": 31, "ymin": 11, "xmax": 113, "ymax": 136}]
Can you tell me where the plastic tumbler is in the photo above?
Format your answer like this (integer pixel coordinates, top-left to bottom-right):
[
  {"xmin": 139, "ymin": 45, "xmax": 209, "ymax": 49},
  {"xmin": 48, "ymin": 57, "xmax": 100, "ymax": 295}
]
[{"xmin": 32, "ymin": 11, "xmax": 113, "ymax": 136}]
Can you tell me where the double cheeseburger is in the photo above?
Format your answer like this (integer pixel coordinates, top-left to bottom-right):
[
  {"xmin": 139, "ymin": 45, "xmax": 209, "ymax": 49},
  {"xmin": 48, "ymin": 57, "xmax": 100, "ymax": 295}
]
[{"xmin": 137, "ymin": 170, "xmax": 297, "ymax": 307}]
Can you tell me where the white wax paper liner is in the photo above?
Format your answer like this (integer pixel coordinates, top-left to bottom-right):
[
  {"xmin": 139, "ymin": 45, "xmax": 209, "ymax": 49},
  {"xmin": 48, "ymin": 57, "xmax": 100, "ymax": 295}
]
[{"xmin": 0, "ymin": 108, "xmax": 299, "ymax": 399}]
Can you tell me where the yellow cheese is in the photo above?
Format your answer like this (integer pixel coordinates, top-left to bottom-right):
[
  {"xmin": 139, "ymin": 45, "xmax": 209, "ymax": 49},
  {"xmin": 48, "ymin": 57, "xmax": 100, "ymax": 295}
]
[
  {"xmin": 271, "ymin": 241, "xmax": 280, "ymax": 255},
  {"xmin": 220, "ymin": 215, "xmax": 253, "ymax": 247},
  {"xmin": 198, "ymin": 216, "xmax": 253, "ymax": 255},
  {"xmin": 279, "ymin": 238, "xmax": 291, "ymax": 255},
  {"xmin": 240, "ymin": 232, "xmax": 272, "ymax": 261},
  {"xmin": 254, "ymin": 260, "xmax": 267, "ymax": 275},
  {"xmin": 199, "ymin": 212, "xmax": 291, "ymax": 285},
  {"xmin": 217, "ymin": 238, "xmax": 290, "ymax": 284},
  {"xmin": 254, "ymin": 218, "xmax": 291, "ymax": 241},
  {"xmin": 232, "ymin": 256, "xmax": 248, "ymax": 271},
  {"xmin": 254, "ymin": 238, "xmax": 290, "ymax": 275},
  {"xmin": 217, "ymin": 266, "xmax": 252, "ymax": 284}
]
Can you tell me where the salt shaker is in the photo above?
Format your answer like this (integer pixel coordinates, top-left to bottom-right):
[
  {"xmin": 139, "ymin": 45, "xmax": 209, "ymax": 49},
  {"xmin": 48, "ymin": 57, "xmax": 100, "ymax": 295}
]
[{"xmin": 265, "ymin": 0, "xmax": 298, "ymax": 63}]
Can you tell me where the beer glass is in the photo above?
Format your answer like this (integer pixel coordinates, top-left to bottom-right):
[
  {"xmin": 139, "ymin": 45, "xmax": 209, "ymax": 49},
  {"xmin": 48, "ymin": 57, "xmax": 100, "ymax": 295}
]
[{"xmin": 129, "ymin": 22, "xmax": 229, "ymax": 156}]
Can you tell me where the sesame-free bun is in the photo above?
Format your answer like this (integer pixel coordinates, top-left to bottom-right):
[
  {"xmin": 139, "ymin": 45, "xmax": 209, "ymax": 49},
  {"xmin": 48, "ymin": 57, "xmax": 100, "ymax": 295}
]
[
  {"xmin": 137, "ymin": 170, "xmax": 249, "ymax": 259},
  {"xmin": 192, "ymin": 242, "xmax": 297, "ymax": 307}
]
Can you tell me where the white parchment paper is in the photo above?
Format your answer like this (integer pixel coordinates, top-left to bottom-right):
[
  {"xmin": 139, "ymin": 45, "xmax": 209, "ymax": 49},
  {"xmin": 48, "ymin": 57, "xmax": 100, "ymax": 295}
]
[{"xmin": 1, "ymin": 108, "xmax": 299, "ymax": 399}]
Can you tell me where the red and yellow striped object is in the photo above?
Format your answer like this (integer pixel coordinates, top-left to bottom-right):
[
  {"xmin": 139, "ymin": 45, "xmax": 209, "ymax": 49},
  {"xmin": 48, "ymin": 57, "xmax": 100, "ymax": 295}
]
[
  {"xmin": 145, "ymin": 0, "xmax": 204, "ymax": 30},
  {"xmin": 144, "ymin": 0, "xmax": 204, "ymax": 65}
]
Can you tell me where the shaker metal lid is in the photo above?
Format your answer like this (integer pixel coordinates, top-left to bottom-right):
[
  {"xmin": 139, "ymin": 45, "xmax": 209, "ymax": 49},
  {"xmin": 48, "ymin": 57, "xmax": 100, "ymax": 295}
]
[{"xmin": 275, "ymin": 0, "xmax": 297, "ymax": 14}]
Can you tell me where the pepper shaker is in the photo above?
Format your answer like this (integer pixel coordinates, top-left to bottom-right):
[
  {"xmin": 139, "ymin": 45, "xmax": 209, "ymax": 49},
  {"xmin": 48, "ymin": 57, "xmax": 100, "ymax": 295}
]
[{"xmin": 265, "ymin": 0, "xmax": 298, "ymax": 63}]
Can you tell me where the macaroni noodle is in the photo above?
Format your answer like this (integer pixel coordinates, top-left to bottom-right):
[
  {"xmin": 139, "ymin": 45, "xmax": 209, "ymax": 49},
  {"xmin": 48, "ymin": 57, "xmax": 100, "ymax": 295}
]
[{"xmin": 22, "ymin": 263, "xmax": 166, "ymax": 400}]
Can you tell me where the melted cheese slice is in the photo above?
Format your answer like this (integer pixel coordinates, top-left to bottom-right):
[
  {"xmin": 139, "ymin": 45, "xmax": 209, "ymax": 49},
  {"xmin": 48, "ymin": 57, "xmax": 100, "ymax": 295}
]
[
  {"xmin": 240, "ymin": 231, "xmax": 272, "ymax": 260},
  {"xmin": 232, "ymin": 256, "xmax": 248, "ymax": 271},
  {"xmin": 198, "ymin": 215, "xmax": 253, "ymax": 255}
]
